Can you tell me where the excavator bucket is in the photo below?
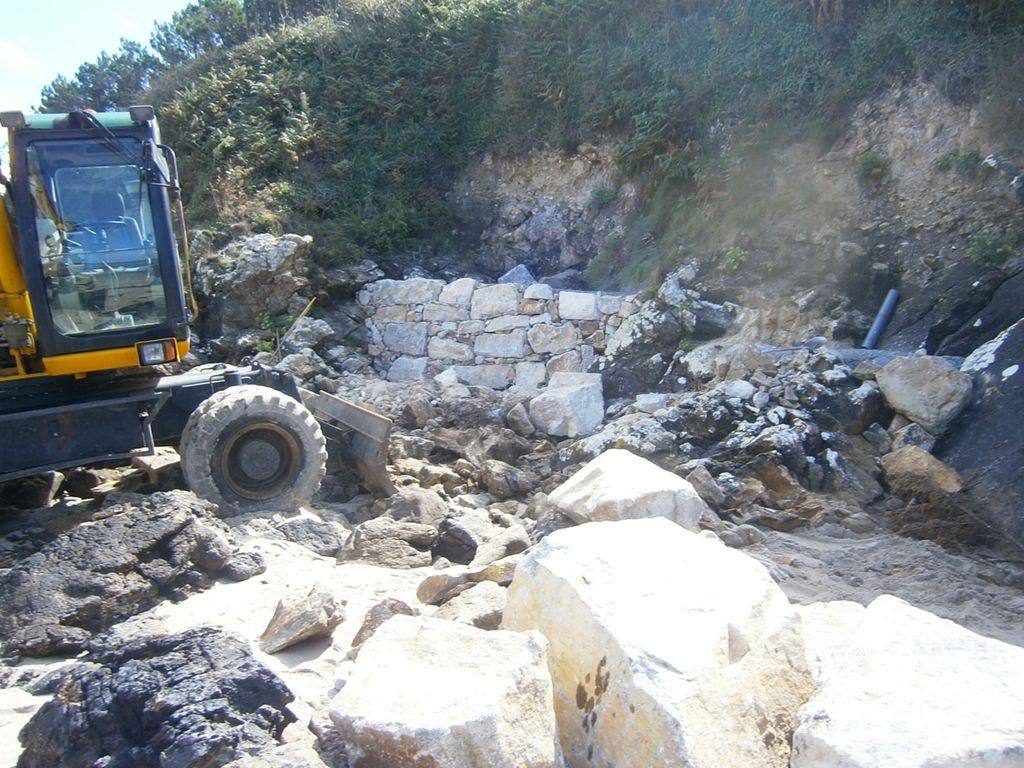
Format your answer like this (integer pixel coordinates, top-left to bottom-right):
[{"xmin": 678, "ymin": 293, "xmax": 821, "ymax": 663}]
[{"xmin": 300, "ymin": 388, "xmax": 397, "ymax": 497}]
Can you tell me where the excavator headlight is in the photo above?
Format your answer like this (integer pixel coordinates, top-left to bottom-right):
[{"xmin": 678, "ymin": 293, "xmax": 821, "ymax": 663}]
[{"xmin": 138, "ymin": 340, "xmax": 178, "ymax": 366}]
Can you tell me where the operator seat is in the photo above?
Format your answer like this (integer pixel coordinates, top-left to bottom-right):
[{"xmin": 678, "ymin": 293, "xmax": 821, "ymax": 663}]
[{"xmin": 89, "ymin": 191, "xmax": 143, "ymax": 249}]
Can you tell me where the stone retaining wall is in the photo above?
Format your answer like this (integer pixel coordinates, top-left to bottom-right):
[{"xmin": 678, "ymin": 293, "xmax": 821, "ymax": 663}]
[{"xmin": 358, "ymin": 277, "xmax": 639, "ymax": 388}]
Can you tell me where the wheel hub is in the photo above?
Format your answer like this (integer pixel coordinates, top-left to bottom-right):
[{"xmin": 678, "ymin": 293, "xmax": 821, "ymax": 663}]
[
  {"xmin": 219, "ymin": 422, "xmax": 301, "ymax": 501},
  {"xmin": 235, "ymin": 438, "xmax": 283, "ymax": 481}
]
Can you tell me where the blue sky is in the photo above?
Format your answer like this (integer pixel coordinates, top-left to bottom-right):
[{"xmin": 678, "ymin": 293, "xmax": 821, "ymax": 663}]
[{"xmin": 1, "ymin": 0, "xmax": 196, "ymax": 112}]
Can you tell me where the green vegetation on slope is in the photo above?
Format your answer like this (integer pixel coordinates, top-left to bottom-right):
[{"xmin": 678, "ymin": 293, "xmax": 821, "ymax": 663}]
[{"xmin": 43, "ymin": 0, "xmax": 1024, "ymax": 279}]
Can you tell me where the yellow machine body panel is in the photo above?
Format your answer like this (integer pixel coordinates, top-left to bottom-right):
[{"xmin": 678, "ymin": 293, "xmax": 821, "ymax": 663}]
[{"xmin": 0, "ymin": 199, "xmax": 37, "ymax": 376}]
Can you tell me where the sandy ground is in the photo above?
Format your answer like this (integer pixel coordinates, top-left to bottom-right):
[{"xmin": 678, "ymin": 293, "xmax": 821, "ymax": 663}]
[{"xmin": 752, "ymin": 526, "xmax": 1024, "ymax": 647}]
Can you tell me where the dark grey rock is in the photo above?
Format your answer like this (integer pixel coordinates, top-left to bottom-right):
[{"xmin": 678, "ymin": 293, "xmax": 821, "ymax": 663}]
[
  {"xmin": 275, "ymin": 517, "xmax": 350, "ymax": 557},
  {"xmin": 339, "ymin": 517, "xmax": 437, "ymax": 568},
  {"xmin": 17, "ymin": 626, "xmax": 294, "ymax": 768},
  {"xmin": 319, "ymin": 259, "xmax": 385, "ymax": 300},
  {"xmin": 939, "ymin": 318, "xmax": 1024, "ymax": 550},
  {"xmin": 0, "ymin": 524, "xmax": 57, "ymax": 567},
  {"xmin": 936, "ymin": 269, "xmax": 1024, "ymax": 357},
  {"xmin": 498, "ymin": 264, "xmax": 535, "ymax": 285},
  {"xmin": 0, "ymin": 473, "xmax": 64, "ymax": 510},
  {"xmin": 882, "ymin": 261, "xmax": 1006, "ymax": 353},
  {"xmin": 891, "ymin": 423, "xmax": 937, "ymax": 453},
  {"xmin": 0, "ymin": 492, "xmax": 248, "ymax": 656},
  {"xmin": 430, "ymin": 427, "xmax": 533, "ymax": 466},
  {"xmin": 382, "ymin": 487, "xmax": 450, "ymax": 527},
  {"xmin": 480, "ymin": 459, "xmax": 538, "ymax": 500},
  {"xmin": 221, "ymin": 551, "xmax": 267, "ymax": 581},
  {"xmin": 434, "ymin": 510, "xmax": 505, "ymax": 564}
]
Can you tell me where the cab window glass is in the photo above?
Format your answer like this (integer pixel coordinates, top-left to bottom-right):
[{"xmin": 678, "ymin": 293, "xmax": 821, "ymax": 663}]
[{"xmin": 26, "ymin": 138, "xmax": 167, "ymax": 336}]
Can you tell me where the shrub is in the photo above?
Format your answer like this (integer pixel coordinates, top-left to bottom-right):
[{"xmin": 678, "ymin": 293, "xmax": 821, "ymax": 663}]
[
  {"xmin": 589, "ymin": 186, "xmax": 618, "ymax": 210},
  {"xmin": 135, "ymin": 0, "xmax": 1024, "ymax": 268},
  {"xmin": 856, "ymin": 150, "xmax": 891, "ymax": 183},
  {"xmin": 718, "ymin": 246, "xmax": 748, "ymax": 272},
  {"xmin": 933, "ymin": 148, "xmax": 982, "ymax": 178},
  {"xmin": 967, "ymin": 228, "xmax": 1022, "ymax": 267}
]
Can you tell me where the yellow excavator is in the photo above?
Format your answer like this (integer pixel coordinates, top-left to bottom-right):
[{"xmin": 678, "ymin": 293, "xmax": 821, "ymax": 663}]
[{"xmin": 0, "ymin": 106, "xmax": 394, "ymax": 510}]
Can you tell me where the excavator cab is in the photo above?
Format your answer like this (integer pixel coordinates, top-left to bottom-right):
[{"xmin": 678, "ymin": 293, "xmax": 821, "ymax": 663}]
[{"xmin": 1, "ymin": 107, "xmax": 188, "ymax": 379}]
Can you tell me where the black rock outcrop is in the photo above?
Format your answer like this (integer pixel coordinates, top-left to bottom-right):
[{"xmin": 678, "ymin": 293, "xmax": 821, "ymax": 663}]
[
  {"xmin": 939, "ymin": 317, "xmax": 1024, "ymax": 550},
  {"xmin": 17, "ymin": 626, "xmax": 294, "ymax": 768},
  {"xmin": 0, "ymin": 491, "xmax": 262, "ymax": 656}
]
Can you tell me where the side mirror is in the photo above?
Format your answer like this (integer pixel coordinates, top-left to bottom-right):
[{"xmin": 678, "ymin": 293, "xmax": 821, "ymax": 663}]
[{"xmin": 141, "ymin": 140, "xmax": 178, "ymax": 193}]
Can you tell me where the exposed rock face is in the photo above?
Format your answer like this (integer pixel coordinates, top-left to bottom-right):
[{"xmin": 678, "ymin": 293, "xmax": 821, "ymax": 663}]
[
  {"xmin": 549, "ymin": 449, "xmax": 708, "ymax": 530},
  {"xmin": 450, "ymin": 143, "xmax": 629, "ymax": 278},
  {"xmin": 328, "ymin": 615, "xmax": 561, "ymax": 768},
  {"xmin": 941, "ymin": 318, "xmax": 1024, "ymax": 547},
  {"xmin": 199, "ymin": 234, "xmax": 313, "ymax": 331},
  {"xmin": 792, "ymin": 595, "xmax": 1024, "ymax": 767},
  {"xmin": 17, "ymin": 627, "xmax": 294, "ymax": 768},
  {"xmin": 875, "ymin": 356, "xmax": 972, "ymax": 435},
  {"xmin": 936, "ymin": 269, "xmax": 1024, "ymax": 357},
  {"xmin": 503, "ymin": 518, "xmax": 801, "ymax": 768},
  {"xmin": 883, "ymin": 261, "xmax": 1008, "ymax": 354},
  {"xmin": 0, "ymin": 492, "xmax": 257, "ymax": 656},
  {"xmin": 598, "ymin": 267, "xmax": 736, "ymax": 397}
]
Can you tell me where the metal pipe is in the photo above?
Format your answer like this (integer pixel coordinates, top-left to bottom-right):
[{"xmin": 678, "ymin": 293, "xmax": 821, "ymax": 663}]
[{"xmin": 862, "ymin": 288, "xmax": 900, "ymax": 349}]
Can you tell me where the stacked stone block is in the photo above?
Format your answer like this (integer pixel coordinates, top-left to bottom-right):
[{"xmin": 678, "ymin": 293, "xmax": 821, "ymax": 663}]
[{"xmin": 358, "ymin": 278, "xmax": 639, "ymax": 388}]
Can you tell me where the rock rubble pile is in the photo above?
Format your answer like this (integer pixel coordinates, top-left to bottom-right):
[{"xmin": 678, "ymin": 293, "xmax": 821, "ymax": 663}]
[{"xmin": 3, "ymin": 230, "xmax": 1024, "ymax": 768}]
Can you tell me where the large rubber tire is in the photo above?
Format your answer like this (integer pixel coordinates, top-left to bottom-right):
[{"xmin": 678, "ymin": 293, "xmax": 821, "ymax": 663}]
[{"xmin": 180, "ymin": 385, "xmax": 327, "ymax": 512}]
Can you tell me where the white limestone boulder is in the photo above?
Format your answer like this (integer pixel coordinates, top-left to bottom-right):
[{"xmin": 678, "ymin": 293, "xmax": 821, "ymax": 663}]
[
  {"xmin": 875, "ymin": 356, "xmax": 972, "ymax": 435},
  {"xmin": 367, "ymin": 277, "xmax": 445, "ymax": 306},
  {"xmin": 558, "ymin": 291, "xmax": 600, "ymax": 320},
  {"xmin": 502, "ymin": 518, "xmax": 801, "ymax": 768},
  {"xmin": 549, "ymin": 449, "xmax": 708, "ymax": 530},
  {"xmin": 471, "ymin": 283, "xmax": 521, "ymax": 320},
  {"xmin": 438, "ymin": 277, "xmax": 478, "ymax": 307},
  {"xmin": 381, "ymin": 322, "xmax": 428, "ymax": 356},
  {"xmin": 792, "ymin": 594, "xmax": 1024, "ymax": 768},
  {"xmin": 528, "ymin": 372, "xmax": 604, "ymax": 437},
  {"xmin": 328, "ymin": 615, "xmax": 561, "ymax": 768}
]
